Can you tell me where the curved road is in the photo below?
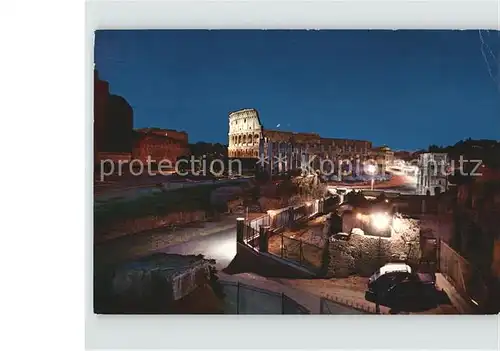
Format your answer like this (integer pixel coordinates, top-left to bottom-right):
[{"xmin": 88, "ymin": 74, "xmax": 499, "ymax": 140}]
[{"xmin": 94, "ymin": 220, "xmax": 237, "ymax": 268}]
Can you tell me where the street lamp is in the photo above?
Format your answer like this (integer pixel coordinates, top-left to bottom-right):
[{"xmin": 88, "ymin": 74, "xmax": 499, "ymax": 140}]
[{"xmin": 366, "ymin": 164, "xmax": 377, "ymax": 190}]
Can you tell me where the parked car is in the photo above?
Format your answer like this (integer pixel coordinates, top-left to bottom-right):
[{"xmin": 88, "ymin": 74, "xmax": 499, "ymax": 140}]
[{"xmin": 365, "ymin": 263, "xmax": 436, "ymax": 308}]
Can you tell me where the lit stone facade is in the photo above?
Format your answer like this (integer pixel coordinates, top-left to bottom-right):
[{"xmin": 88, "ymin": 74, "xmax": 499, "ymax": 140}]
[
  {"xmin": 258, "ymin": 133, "xmax": 374, "ymax": 175},
  {"xmin": 259, "ymin": 131, "xmax": 320, "ymax": 174},
  {"xmin": 228, "ymin": 108, "xmax": 263, "ymax": 158},
  {"xmin": 227, "ymin": 107, "xmax": 373, "ymax": 175},
  {"xmin": 320, "ymin": 138, "xmax": 373, "ymax": 161}
]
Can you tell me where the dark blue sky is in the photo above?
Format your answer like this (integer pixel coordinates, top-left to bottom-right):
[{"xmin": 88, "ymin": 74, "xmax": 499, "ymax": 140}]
[{"xmin": 94, "ymin": 30, "xmax": 500, "ymax": 150}]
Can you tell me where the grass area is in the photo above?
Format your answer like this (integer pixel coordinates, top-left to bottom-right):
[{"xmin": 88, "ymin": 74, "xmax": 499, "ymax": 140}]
[{"xmin": 267, "ymin": 216, "xmax": 327, "ymax": 270}]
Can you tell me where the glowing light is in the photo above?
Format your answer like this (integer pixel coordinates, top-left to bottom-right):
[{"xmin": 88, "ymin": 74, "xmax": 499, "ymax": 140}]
[
  {"xmin": 267, "ymin": 210, "xmax": 277, "ymax": 217},
  {"xmin": 391, "ymin": 216, "xmax": 404, "ymax": 233},
  {"xmin": 214, "ymin": 239, "xmax": 237, "ymax": 260},
  {"xmin": 236, "ymin": 217, "xmax": 245, "ymax": 221},
  {"xmin": 370, "ymin": 212, "xmax": 391, "ymax": 231},
  {"xmin": 366, "ymin": 164, "xmax": 377, "ymax": 175}
]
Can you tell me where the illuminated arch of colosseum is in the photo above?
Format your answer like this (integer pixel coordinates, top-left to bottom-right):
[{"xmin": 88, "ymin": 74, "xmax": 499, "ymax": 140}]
[{"xmin": 228, "ymin": 108, "xmax": 263, "ymax": 159}]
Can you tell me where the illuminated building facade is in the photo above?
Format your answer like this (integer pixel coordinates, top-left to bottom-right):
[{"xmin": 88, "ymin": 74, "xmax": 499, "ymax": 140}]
[
  {"xmin": 416, "ymin": 153, "xmax": 449, "ymax": 195},
  {"xmin": 227, "ymin": 108, "xmax": 263, "ymax": 158},
  {"xmin": 228, "ymin": 108, "xmax": 373, "ymax": 175}
]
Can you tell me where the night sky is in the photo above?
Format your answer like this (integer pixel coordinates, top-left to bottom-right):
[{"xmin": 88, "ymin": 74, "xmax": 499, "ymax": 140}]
[{"xmin": 94, "ymin": 30, "xmax": 500, "ymax": 150}]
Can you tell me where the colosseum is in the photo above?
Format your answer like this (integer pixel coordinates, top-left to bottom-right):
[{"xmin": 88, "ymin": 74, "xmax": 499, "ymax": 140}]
[
  {"xmin": 227, "ymin": 108, "xmax": 263, "ymax": 158},
  {"xmin": 228, "ymin": 108, "xmax": 374, "ymax": 175}
]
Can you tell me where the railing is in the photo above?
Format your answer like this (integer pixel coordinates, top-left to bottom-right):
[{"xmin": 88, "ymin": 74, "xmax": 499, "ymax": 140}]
[
  {"xmin": 270, "ymin": 208, "xmax": 289, "ymax": 229},
  {"xmin": 249, "ymin": 214, "xmax": 271, "ymax": 231},
  {"xmin": 243, "ymin": 224, "xmax": 260, "ymax": 250},
  {"xmin": 242, "ymin": 196, "xmax": 334, "ymax": 272},
  {"xmin": 247, "ymin": 197, "xmax": 332, "ymax": 232},
  {"xmin": 278, "ymin": 233, "xmax": 323, "ymax": 271},
  {"xmin": 220, "ymin": 281, "xmax": 310, "ymax": 314},
  {"xmin": 293, "ymin": 200, "xmax": 321, "ymax": 222}
]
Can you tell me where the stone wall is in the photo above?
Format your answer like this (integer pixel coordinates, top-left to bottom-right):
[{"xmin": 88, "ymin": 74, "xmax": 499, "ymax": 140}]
[
  {"xmin": 95, "ymin": 210, "xmax": 206, "ymax": 243},
  {"xmin": 95, "ymin": 253, "xmax": 212, "ymax": 314},
  {"xmin": 327, "ymin": 216, "xmax": 421, "ymax": 278}
]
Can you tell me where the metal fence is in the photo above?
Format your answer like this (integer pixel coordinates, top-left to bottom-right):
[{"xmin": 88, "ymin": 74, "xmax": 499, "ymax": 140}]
[
  {"xmin": 243, "ymin": 196, "xmax": 332, "ymax": 272},
  {"xmin": 280, "ymin": 233, "xmax": 323, "ymax": 271},
  {"xmin": 293, "ymin": 200, "xmax": 320, "ymax": 222},
  {"xmin": 439, "ymin": 240, "xmax": 488, "ymax": 307},
  {"xmin": 247, "ymin": 197, "xmax": 333, "ymax": 231},
  {"xmin": 270, "ymin": 208, "xmax": 289, "ymax": 229},
  {"xmin": 243, "ymin": 224, "xmax": 260, "ymax": 249},
  {"xmin": 249, "ymin": 214, "xmax": 271, "ymax": 231},
  {"xmin": 220, "ymin": 281, "xmax": 310, "ymax": 314}
]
